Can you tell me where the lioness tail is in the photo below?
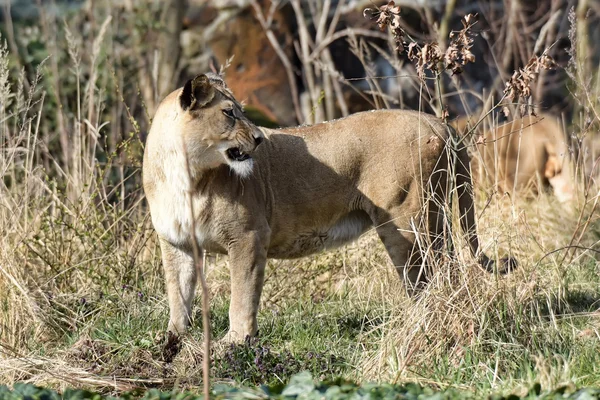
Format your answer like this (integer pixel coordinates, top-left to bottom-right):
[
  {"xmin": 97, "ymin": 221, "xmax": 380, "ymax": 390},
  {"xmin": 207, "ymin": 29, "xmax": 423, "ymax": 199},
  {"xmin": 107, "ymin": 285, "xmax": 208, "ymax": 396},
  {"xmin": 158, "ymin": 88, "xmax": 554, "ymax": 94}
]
[{"xmin": 454, "ymin": 141, "xmax": 517, "ymax": 274}]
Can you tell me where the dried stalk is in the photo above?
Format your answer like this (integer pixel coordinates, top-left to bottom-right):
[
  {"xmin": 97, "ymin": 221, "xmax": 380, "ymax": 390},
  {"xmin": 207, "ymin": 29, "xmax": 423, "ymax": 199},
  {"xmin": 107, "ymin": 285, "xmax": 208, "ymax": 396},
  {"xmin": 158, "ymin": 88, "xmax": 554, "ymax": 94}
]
[
  {"xmin": 2, "ymin": 2, "xmax": 31, "ymax": 93},
  {"xmin": 182, "ymin": 143, "xmax": 211, "ymax": 399},
  {"xmin": 308, "ymin": 28, "xmax": 388, "ymax": 62},
  {"xmin": 156, "ymin": 0, "xmax": 185, "ymax": 102},
  {"xmin": 321, "ymin": 49, "xmax": 348, "ymax": 117},
  {"xmin": 291, "ymin": 0, "xmax": 323, "ymax": 123},
  {"xmin": 36, "ymin": 0, "xmax": 69, "ymax": 174},
  {"xmin": 576, "ymin": 0, "xmax": 591, "ymax": 86},
  {"xmin": 250, "ymin": 0, "xmax": 303, "ymax": 123},
  {"xmin": 434, "ymin": 0, "xmax": 457, "ymax": 112},
  {"xmin": 533, "ymin": 7, "xmax": 561, "ymax": 102},
  {"xmin": 315, "ymin": 0, "xmax": 335, "ymax": 120}
]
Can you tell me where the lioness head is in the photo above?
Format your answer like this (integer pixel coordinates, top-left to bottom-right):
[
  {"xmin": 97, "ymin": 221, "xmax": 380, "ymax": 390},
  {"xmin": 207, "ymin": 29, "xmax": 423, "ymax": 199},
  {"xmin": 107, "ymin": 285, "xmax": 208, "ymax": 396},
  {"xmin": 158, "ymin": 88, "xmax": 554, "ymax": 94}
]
[{"xmin": 175, "ymin": 73, "xmax": 264, "ymax": 178}]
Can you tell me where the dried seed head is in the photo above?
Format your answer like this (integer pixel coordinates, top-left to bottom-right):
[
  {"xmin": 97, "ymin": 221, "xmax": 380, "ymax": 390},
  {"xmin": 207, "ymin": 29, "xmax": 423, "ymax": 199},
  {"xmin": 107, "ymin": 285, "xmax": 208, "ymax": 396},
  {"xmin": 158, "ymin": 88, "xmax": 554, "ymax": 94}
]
[
  {"xmin": 364, "ymin": 1, "xmax": 405, "ymax": 52},
  {"xmin": 365, "ymin": 9, "xmax": 479, "ymax": 80},
  {"xmin": 445, "ymin": 14, "xmax": 478, "ymax": 75},
  {"xmin": 503, "ymin": 52, "xmax": 556, "ymax": 116}
]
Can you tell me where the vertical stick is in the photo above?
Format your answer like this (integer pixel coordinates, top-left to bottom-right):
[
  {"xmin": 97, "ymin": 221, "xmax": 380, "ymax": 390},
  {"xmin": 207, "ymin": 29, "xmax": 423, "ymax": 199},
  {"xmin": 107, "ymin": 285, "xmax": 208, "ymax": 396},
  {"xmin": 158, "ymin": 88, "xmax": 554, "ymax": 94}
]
[
  {"xmin": 291, "ymin": 0, "xmax": 324, "ymax": 123},
  {"xmin": 199, "ymin": 249, "xmax": 210, "ymax": 399},
  {"xmin": 182, "ymin": 142, "xmax": 211, "ymax": 399},
  {"xmin": 36, "ymin": 0, "xmax": 69, "ymax": 176},
  {"xmin": 251, "ymin": 0, "xmax": 303, "ymax": 123},
  {"xmin": 434, "ymin": 0, "xmax": 456, "ymax": 115},
  {"xmin": 576, "ymin": 0, "xmax": 590, "ymax": 81}
]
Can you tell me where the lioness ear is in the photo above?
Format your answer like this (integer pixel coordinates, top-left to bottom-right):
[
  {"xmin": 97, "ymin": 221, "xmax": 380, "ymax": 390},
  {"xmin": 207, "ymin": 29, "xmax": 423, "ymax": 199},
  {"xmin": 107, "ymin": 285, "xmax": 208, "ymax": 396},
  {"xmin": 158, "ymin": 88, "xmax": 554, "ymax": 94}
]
[{"xmin": 179, "ymin": 74, "xmax": 215, "ymax": 111}]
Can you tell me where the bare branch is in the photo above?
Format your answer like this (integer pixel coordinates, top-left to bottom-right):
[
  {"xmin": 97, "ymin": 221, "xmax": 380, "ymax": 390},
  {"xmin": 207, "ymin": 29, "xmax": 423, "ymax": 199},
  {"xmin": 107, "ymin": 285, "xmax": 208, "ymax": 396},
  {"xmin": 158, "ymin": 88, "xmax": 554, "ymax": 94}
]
[{"xmin": 250, "ymin": 0, "xmax": 303, "ymax": 123}]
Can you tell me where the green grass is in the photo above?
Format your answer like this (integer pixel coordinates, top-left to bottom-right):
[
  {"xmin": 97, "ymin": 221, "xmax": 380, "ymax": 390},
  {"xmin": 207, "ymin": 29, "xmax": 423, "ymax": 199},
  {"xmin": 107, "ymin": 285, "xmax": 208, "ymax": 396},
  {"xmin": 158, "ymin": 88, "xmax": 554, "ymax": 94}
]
[
  {"xmin": 3, "ymin": 221, "xmax": 599, "ymax": 396},
  {"xmin": 3, "ymin": 371, "xmax": 600, "ymax": 400},
  {"xmin": 1, "ymin": 151, "xmax": 599, "ymax": 396}
]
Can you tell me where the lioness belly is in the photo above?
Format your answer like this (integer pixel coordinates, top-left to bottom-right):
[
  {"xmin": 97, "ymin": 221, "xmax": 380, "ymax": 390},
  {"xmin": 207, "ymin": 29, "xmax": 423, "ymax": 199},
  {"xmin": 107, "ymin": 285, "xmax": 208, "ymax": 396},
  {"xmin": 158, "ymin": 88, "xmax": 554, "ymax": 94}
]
[{"xmin": 267, "ymin": 210, "xmax": 372, "ymax": 259}]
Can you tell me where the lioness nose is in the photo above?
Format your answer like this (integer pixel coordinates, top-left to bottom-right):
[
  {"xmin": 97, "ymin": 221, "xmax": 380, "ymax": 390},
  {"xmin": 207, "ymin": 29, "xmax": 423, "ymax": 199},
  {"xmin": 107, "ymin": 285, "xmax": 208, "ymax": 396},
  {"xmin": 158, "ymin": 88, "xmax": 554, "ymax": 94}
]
[{"xmin": 254, "ymin": 136, "xmax": 263, "ymax": 146}]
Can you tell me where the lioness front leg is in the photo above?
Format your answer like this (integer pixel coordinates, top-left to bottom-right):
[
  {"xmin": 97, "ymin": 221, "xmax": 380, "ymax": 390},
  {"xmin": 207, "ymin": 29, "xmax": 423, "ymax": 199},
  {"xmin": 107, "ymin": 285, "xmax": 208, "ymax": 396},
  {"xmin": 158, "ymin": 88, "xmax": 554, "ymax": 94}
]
[
  {"xmin": 159, "ymin": 238, "xmax": 198, "ymax": 335},
  {"xmin": 225, "ymin": 231, "xmax": 269, "ymax": 342}
]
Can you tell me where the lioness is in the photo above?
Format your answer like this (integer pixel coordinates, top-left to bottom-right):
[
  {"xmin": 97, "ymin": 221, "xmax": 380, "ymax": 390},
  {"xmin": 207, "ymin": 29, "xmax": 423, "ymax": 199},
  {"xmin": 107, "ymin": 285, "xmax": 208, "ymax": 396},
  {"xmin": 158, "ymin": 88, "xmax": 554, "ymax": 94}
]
[
  {"xmin": 452, "ymin": 114, "xmax": 574, "ymax": 202},
  {"xmin": 143, "ymin": 73, "xmax": 514, "ymax": 342}
]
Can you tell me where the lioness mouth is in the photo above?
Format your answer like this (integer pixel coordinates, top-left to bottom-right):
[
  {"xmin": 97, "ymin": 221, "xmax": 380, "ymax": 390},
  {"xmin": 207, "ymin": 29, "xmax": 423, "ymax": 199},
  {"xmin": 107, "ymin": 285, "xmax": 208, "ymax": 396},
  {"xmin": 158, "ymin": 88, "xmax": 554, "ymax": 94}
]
[{"xmin": 227, "ymin": 147, "xmax": 251, "ymax": 162}]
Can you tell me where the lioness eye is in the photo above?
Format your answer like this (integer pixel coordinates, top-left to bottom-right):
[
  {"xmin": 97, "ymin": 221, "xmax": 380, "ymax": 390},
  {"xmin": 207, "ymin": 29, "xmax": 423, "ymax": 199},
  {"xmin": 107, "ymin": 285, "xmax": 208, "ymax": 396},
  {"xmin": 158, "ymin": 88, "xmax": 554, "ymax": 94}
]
[{"xmin": 222, "ymin": 108, "xmax": 235, "ymax": 118}]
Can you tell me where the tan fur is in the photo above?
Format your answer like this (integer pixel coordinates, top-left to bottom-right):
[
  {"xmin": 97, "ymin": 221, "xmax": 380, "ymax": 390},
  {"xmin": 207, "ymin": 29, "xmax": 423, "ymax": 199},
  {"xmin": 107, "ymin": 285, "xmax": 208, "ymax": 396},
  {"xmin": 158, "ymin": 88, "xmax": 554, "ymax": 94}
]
[
  {"xmin": 452, "ymin": 114, "xmax": 574, "ymax": 201},
  {"xmin": 451, "ymin": 115, "xmax": 476, "ymax": 136},
  {"xmin": 143, "ymin": 74, "xmax": 514, "ymax": 342}
]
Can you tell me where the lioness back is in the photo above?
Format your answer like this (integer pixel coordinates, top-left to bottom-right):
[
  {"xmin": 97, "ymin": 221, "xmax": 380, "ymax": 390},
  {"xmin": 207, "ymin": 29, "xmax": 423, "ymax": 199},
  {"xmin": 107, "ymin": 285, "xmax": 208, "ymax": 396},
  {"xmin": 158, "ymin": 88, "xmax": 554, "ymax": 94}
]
[
  {"xmin": 452, "ymin": 113, "xmax": 573, "ymax": 200},
  {"xmin": 253, "ymin": 109, "xmax": 450, "ymax": 259}
]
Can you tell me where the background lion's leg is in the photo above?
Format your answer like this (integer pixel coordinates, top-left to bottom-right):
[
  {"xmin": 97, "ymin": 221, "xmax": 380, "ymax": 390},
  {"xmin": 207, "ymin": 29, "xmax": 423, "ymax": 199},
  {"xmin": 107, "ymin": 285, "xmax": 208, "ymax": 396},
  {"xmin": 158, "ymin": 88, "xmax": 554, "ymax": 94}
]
[
  {"xmin": 226, "ymin": 231, "xmax": 269, "ymax": 342},
  {"xmin": 159, "ymin": 238, "xmax": 197, "ymax": 334}
]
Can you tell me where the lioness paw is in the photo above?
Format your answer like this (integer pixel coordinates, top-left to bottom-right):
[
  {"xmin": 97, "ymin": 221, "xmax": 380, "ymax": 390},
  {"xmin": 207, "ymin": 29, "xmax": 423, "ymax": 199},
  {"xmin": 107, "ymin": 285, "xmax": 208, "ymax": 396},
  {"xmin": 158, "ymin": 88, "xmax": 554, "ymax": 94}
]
[{"xmin": 221, "ymin": 330, "xmax": 254, "ymax": 344}]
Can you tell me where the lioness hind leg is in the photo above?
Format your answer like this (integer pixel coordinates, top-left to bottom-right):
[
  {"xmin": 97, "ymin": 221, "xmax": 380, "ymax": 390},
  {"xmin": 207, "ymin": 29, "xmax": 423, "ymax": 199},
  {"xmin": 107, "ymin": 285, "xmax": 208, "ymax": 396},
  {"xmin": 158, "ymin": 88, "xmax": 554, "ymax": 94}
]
[
  {"xmin": 374, "ymin": 222, "xmax": 426, "ymax": 293},
  {"xmin": 159, "ymin": 238, "xmax": 197, "ymax": 335}
]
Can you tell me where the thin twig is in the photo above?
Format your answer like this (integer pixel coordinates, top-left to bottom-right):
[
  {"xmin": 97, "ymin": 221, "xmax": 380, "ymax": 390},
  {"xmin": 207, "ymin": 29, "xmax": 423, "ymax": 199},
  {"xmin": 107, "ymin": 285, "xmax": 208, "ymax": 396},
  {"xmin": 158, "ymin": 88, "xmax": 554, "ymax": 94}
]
[
  {"xmin": 182, "ymin": 142, "xmax": 211, "ymax": 399},
  {"xmin": 291, "ymin": 0, "xmax": 322, "ymax": 123},
  {"xmin": 308, "ymin": 28, "xmax": 388, "ymax": 62},
  {"xmin": 250, "ymin": 0, "xmax": 303, "ymax": 123}
]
